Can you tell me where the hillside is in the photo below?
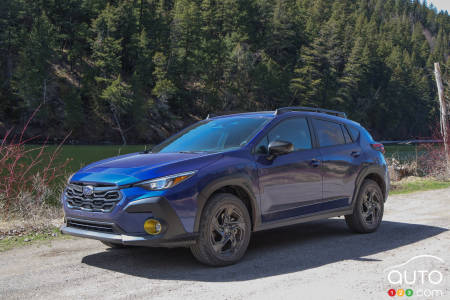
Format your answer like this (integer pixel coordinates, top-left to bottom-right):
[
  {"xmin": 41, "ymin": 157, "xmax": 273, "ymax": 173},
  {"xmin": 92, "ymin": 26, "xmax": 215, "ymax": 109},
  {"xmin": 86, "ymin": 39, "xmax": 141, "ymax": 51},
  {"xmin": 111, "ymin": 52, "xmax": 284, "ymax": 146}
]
[{"xmin": 0, "ymin": 0, "xmax": 449, "ymax": 143}]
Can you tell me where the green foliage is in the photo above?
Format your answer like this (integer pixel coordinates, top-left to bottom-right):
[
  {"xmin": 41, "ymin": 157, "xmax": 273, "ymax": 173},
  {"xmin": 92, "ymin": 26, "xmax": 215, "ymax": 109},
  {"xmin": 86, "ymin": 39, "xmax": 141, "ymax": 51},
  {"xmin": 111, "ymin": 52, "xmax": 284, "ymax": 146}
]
[
  {"xmin": 152, "ymin": 52, "xmax": 177, "ymax": 105},
  {"xmin": 101, "ymin": 75, "xmax": 133, "ymax": 111},
  {"xmin": 0, "ymin": 0, "xmax": 449, "ymax": 143},
  {"xmin": 13, "ymin": 13, "xmax": 57, "ymax": 108},
  {"xmin": 93, "ymin": 36, "xmax": 123, "ymax": 82}
]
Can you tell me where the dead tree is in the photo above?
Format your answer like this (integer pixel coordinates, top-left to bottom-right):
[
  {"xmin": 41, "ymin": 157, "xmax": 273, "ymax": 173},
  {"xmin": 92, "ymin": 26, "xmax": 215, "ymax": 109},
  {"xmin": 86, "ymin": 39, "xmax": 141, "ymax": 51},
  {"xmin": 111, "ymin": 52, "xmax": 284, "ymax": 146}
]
[{"xmin": 434, "ymin": 62, "xmax": 449, "ymax": 173}]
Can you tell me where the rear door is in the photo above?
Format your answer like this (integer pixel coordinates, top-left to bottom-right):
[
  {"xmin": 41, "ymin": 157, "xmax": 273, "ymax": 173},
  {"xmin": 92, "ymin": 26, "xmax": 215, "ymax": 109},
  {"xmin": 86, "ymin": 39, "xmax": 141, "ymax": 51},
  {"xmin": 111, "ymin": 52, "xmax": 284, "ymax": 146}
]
[
  {"xmin": 312, "ymin": 118, "xmax": 363, "ymax": 202},
  {"xmin": 255, "ymin": 117, "xmax": 322, "ymax": 221}
]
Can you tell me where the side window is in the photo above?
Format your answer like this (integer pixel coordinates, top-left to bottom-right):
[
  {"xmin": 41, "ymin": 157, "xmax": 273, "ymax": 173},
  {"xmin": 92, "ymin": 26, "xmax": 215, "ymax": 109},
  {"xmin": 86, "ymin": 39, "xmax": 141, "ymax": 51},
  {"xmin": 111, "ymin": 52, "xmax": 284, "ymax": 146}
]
[
  {"xmin": 341, "ymin": 125, "xmax": 353, "ymax": 143},
  {"xmin": 347, "ymin": 125, "xmax": 360, "ymax": 141},
  {"xmin": 313, "ymin": 119, "xmax": 345, "ymax": 147},
  {"xmin": 255, "ymin": 118, "xmax": 312, "ymax": 153}
]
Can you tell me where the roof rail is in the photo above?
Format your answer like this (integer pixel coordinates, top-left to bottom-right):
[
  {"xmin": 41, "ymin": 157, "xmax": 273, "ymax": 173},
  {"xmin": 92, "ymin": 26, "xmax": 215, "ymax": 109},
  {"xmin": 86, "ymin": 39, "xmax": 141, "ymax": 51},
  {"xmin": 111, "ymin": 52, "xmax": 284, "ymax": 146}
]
[
  {"xmin": 275, "ymin": 106, "xmax": 347, "ymax": 118},
  {"xmin": 205, "ymin": 110, "xmax": 258, "ymax": 119}
]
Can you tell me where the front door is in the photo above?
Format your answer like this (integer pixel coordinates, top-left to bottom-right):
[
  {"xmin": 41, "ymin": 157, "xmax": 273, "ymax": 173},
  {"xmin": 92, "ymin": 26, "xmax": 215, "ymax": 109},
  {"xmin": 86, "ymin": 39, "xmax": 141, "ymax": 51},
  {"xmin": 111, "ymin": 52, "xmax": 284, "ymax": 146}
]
[{"xmin": 255, "ymin": 117, "xmax": 323, "ymax": 222}]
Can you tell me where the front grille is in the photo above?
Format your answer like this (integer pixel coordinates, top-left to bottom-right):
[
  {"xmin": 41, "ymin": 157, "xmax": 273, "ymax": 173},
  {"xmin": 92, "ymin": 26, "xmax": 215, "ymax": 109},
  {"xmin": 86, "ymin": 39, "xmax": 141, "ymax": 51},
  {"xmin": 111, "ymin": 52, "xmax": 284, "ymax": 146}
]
[
  {"xmin": 65, "ymin": 183, "xmax": 122, "ymax": 212},
  {"xmin": 67, "ymin": 219, "xmax": 114, "ymax": 233}
]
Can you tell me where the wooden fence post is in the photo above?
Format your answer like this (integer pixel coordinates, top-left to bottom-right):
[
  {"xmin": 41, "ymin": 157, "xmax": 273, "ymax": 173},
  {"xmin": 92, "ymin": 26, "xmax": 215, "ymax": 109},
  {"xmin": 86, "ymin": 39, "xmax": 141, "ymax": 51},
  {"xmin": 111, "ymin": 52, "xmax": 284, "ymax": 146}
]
[{"xmin": 434, "ymin": 62, "xmax": 449, "ymax": 174}]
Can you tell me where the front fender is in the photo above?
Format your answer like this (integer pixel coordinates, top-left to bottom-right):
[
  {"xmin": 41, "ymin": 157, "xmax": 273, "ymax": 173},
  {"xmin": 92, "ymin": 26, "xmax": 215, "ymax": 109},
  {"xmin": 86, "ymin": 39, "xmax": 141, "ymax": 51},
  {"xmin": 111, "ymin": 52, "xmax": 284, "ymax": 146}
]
[{"xmin": 194, "ymin": 173, "xmax": 261, "ymax": 232}]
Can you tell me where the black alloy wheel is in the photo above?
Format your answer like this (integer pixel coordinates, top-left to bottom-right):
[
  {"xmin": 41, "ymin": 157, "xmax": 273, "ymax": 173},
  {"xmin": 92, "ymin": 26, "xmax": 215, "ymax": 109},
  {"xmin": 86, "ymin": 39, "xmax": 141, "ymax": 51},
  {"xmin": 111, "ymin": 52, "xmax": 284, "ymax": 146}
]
[
  {"xmin": 190, "ymin": 193, "xmax": 251, "ymax": 266},
  {"xmin": 345, "ymin": 179, "xmax": 384, "ymax": 233}
]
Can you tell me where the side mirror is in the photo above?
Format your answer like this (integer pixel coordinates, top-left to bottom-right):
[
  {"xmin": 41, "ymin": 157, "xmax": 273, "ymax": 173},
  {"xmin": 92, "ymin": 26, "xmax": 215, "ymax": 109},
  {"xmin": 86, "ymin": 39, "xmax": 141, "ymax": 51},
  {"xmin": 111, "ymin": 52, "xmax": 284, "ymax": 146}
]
[{"xmin": 267, "ymin": 140, "xmax": 293, "ymax": 160}]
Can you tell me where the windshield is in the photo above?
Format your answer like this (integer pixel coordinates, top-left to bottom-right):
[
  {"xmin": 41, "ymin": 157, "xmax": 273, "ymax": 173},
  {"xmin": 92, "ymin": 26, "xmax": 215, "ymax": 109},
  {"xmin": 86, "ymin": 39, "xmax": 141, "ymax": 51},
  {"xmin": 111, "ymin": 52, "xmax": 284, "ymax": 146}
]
[{"xmin": 152, "ymin": 116, "xmax": 271, "ymax": 153}]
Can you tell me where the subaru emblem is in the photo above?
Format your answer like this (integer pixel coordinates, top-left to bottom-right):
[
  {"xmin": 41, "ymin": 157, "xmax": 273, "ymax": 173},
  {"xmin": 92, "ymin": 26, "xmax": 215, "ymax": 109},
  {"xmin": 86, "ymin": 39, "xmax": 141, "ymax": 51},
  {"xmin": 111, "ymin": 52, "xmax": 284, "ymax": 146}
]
[{"xmin": 83, "ymin": 185, "xmax": 94, "ymax": 196}]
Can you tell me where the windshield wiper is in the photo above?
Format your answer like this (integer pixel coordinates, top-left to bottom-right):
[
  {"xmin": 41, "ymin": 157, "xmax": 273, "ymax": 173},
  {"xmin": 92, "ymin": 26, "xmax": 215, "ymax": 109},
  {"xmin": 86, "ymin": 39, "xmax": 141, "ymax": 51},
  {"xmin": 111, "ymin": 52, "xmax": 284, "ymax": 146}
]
[
  {"xmin": 178, "ymin": 150, "xmax": 209, "ymax": 154},
  {"xmin": 141, "ymin": 145, "xmax": 152, "ymax": 154}
]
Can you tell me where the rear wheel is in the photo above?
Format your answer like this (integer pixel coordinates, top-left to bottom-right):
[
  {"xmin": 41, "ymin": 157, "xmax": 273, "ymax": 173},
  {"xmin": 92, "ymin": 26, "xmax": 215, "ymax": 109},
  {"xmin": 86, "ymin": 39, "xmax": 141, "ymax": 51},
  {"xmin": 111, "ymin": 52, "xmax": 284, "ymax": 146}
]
[
  {"xmin": 190, "ymin": 193, "xmax": 251, "ymax": 266},
  {"xmin": 345, "ymin": 179, "xmax": 384, "ymax": 233}
]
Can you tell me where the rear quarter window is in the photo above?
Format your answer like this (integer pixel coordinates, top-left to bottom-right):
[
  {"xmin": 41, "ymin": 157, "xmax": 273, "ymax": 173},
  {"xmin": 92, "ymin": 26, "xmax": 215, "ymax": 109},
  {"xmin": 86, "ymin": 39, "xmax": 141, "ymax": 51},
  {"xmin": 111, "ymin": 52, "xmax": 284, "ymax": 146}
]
[
  {"xmin": 341, "ymin": 125, "xmax": 353, "ymax": 143},
  {"xmin": 347, "ymin": 125, "xmax": 361, "ymax": 142}
]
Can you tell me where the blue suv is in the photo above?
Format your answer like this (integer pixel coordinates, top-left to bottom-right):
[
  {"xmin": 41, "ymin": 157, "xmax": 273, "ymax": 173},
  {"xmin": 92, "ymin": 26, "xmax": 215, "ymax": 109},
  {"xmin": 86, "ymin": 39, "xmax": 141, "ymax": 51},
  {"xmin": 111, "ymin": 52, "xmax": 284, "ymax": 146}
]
[{"xmin": 61, "ymin": 107, "xmax": 389, "ymax": 266}]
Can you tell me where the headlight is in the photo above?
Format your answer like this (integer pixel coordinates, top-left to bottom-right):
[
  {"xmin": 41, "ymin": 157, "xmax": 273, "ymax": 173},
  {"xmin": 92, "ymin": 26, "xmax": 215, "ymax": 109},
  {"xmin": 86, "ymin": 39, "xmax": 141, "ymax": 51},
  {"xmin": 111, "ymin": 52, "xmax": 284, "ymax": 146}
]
[{"xmin": 135, "ymin": 171, "xmax": 197, "ymax": 190}]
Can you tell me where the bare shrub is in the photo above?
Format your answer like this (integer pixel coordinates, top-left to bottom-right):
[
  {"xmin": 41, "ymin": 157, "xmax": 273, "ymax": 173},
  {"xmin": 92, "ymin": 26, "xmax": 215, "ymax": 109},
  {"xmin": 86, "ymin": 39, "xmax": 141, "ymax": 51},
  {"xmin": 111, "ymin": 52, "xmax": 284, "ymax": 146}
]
[
  {"xmin": 0, "ymin": 107, "xmax": 71, "ymax": 220},
  {"xmin": 387, "ymin": 157, "xmax": 418, "ymax": 182},
  {"xmin": 387, "ymin": 122, "xmax": 450, "ymax": 182},
  {"xmin": 418, "ymin": 145, "xmax": 450, "ymax": 180},
  {"xmin": 417, "ymin": 126, "xmax": 450, "ymax": 180}
]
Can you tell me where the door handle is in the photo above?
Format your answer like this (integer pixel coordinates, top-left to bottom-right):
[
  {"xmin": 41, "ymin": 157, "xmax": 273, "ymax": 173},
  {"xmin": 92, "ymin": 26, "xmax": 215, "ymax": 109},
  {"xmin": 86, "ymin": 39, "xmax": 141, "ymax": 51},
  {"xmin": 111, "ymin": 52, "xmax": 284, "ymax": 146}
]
[
  {"xmin": 351, "ymin": 151, "xmax": 361, "ymax": 157},
  {"xmin": 311, "ymin": 159, "xmax": 321, "ymax": 167}
]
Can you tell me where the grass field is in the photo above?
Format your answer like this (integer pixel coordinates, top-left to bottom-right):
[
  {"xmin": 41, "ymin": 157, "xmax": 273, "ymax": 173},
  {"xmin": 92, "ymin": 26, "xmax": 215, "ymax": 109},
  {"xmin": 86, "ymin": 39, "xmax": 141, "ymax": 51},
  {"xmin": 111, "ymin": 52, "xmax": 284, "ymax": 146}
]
[{"xmin": 390, "ymin": 177, "xmax": 450, "ymax": 194}]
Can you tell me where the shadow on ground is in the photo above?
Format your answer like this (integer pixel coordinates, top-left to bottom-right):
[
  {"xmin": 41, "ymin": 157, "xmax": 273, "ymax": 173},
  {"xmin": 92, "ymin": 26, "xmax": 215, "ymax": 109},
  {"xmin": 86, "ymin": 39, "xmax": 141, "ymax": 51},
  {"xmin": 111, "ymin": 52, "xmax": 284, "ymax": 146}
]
[{"xmin": 81, "ymin": 219, "xmax": 447, "ymax": 282}]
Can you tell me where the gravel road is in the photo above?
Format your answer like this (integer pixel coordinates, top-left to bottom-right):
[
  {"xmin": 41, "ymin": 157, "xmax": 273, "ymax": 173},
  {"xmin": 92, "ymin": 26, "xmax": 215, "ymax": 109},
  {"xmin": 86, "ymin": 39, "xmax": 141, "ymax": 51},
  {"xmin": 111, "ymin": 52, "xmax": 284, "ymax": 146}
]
[{"xmin": 1, "ymin": 189, "xmax": 449, "ymax": 300}]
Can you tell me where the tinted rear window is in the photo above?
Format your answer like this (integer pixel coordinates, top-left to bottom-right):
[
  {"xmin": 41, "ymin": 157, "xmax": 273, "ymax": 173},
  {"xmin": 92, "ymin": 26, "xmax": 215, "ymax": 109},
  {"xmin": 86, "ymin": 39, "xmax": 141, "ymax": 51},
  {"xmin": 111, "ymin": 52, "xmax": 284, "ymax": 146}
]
[{"xmin": 313, "ymin": 119, "xmax": 345, "ymax": 147}]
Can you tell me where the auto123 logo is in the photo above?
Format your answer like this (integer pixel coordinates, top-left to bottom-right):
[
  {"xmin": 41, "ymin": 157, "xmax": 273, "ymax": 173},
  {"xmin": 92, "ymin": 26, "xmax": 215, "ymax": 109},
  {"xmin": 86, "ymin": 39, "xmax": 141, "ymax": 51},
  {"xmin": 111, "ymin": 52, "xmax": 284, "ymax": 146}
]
[{"xmin": 383, "ymin": 255, "xmax": 447, "ymax": 298}]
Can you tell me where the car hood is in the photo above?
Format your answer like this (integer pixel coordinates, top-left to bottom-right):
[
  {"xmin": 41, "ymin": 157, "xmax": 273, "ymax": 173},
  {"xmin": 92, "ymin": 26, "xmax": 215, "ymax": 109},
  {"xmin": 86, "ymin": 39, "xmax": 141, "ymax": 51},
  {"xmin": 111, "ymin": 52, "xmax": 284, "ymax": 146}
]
[{"xmin": 71, "ymin": 152, "xmax": 223, "ymax": 186}]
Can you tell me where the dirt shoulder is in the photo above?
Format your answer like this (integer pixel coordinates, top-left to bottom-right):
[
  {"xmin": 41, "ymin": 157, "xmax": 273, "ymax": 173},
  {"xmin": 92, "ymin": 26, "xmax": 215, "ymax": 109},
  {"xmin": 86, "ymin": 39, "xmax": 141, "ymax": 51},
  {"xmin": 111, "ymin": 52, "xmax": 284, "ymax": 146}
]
[{"xmin": 0, "ymin": 188, "xmax": 449, "ymax": 299}]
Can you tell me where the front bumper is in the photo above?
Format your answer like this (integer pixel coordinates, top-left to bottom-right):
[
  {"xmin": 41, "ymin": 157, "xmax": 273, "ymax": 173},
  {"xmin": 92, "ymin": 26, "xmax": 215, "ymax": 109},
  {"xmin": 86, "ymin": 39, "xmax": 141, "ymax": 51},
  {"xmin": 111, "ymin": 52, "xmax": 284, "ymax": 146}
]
[
  {"xmin": 61, "ymin": 196, "xmax": 198, "ymax": 247},
  {"xmin": 60, "ymin": 225, "xmax": 197, "ymax": 247}
]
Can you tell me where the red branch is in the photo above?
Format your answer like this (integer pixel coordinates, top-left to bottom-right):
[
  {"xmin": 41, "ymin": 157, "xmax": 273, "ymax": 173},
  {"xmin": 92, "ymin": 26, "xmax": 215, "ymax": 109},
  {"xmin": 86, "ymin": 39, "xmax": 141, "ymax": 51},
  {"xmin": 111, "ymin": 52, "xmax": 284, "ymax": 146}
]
[{"xmin": 0, "ymin": 106, "xmax": 71, "ymax": 216}]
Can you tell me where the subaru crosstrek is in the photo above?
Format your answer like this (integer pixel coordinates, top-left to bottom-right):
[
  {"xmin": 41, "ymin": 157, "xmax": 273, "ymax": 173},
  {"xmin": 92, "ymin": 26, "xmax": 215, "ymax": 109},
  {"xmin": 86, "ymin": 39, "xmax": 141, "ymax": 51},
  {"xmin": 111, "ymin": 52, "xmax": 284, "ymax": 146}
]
[{"xmin": 61, "ymin": 107, "xmax": 389, "ymax": 266}]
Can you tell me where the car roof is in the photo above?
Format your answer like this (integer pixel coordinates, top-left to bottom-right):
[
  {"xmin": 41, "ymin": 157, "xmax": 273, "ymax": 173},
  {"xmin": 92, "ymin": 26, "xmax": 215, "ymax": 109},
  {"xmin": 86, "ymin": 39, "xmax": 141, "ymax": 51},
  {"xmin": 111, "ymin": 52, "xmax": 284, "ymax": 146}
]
[{"xmin": 208, "ymin": 110, "xmax": 361, "ymax": 127}]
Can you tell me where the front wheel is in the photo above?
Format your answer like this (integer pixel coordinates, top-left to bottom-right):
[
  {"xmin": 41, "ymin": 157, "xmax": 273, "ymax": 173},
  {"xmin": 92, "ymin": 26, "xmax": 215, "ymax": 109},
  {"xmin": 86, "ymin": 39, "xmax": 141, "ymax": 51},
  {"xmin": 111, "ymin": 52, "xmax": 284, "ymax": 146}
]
[
  {"xmin": 345, "ymin": 179, "xmax": 384, "ymax": 233},
  {"xmin": 190, "ymin": 193, "xmax": 251, "ymax": 266}
]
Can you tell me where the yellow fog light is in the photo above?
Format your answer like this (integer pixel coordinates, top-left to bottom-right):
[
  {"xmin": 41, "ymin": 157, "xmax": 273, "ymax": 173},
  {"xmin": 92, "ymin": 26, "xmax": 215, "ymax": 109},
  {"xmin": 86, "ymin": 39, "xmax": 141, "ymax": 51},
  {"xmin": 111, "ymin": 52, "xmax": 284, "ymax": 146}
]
[{"xmin": 144, "ymin": 219, "xmax": 162, "ymax": 235}]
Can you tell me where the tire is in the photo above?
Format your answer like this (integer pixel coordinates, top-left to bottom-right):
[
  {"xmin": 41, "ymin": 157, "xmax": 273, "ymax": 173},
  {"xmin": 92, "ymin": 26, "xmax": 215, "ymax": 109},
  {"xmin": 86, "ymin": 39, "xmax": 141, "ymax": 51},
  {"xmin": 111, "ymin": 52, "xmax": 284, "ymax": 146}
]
[
  {"xmin": 101, "ymin": 241, "xmax": 127, "ymax": 249},
  {"xmin": 190, "ymin": 193, "xmax": 251, "ymax": 267},
  {"xmin": 345, "ymin": 179, "xmax": 384, "ymax": 233}
]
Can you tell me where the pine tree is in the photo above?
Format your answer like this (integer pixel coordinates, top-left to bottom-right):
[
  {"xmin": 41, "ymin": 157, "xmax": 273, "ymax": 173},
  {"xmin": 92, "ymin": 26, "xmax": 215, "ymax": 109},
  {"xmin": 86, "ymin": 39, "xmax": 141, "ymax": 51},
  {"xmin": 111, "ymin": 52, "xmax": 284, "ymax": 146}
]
[
  {"xmin": 152, "ymin": 52, "xmax": 177, "ymax": 108},
  {"xmin": 336, "ymin": 36, "xmax": 370, "ymax": 107},
  {"xmin": 290, "ymin": 42, "xmax": 328, "ymax": 106},
  {"xmin": 14, "ymin": 12, "xmax": 57, "ymax": 108},
  {"xmin": 91, "ymin": 3, "xmax": 132, "ymax": 144},
  {"xmin": 100, "ymin": 75, "xmax": 133, "ymax": 145},
  {"xmin": 133, "ymin": 29, "xmax": 154, "ymax": 93},
  {"xmin": 0, "ymin": 0, "xmax": 449, "ymax": 143},
  {"xmin": 171, "ymin": 0, "xmax": 201, "ymax": 77},
  {"xmin": 0, "ymin": 0, "xmax": 25, "ymax": 121}
]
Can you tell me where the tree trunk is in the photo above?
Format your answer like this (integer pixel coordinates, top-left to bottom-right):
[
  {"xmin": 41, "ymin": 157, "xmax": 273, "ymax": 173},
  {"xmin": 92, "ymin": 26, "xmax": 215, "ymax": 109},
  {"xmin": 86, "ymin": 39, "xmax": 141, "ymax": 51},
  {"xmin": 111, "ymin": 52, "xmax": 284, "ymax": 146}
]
[
  {"xmin": 434, "ymin": 62, "xmax": 449, "ymax": 173},
  {"xmin": 43, "ymin": 79, "xmax": 47, "ymax": 104},
  {"xmin": 110, "ymin": 104, "xmax": 127, "ymax": 145}
]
